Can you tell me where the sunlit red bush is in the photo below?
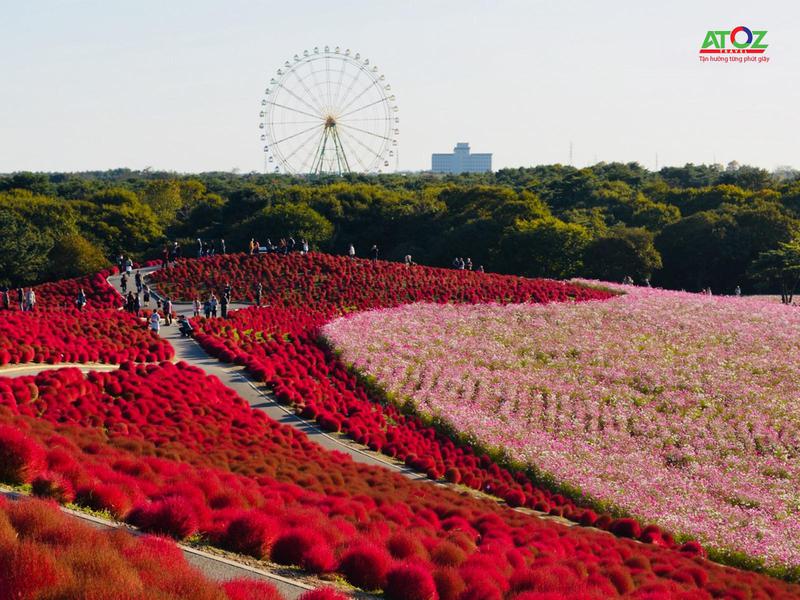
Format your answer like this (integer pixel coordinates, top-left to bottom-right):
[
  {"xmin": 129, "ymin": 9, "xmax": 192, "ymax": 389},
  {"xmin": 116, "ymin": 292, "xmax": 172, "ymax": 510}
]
[
  {"xmin": 0, "ymin": 309, "xmax": 173, "ymax": 366},
  {"xmin": 0, "ymin": 496, "xmax": 270, "ymax": 600}
]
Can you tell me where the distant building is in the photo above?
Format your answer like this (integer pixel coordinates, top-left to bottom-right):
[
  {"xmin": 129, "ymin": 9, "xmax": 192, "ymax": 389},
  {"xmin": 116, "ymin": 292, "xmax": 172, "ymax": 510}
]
[{"xmin": 431, "ymin": 142, "xmax": 492, "ymax": 174}]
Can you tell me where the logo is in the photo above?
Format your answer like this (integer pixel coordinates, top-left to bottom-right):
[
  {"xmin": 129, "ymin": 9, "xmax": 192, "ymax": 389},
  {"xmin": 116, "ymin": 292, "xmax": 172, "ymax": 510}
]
[{"xmin": 699, "ymin": 27, "xmax": 769, "ymax": 63}]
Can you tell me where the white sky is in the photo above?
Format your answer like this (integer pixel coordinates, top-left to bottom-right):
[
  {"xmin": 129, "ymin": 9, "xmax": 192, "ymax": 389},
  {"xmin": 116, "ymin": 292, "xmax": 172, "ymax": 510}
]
[{"xmin": 0, "ymin": 0, "xmax": 798, "ymax": 173}]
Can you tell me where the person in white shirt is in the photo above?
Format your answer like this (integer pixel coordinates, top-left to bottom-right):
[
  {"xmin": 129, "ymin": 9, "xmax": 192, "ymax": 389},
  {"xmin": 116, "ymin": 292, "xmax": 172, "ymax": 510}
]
[{"xmin": 149, "ymin": 310, "xmax": 160, "ymax": 333}]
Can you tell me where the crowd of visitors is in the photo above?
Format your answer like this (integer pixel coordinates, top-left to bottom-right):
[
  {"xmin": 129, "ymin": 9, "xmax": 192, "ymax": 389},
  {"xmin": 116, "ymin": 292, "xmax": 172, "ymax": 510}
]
[{"xmin": 248, "ymin": 236, "xmax": 309, "ymax": 256}]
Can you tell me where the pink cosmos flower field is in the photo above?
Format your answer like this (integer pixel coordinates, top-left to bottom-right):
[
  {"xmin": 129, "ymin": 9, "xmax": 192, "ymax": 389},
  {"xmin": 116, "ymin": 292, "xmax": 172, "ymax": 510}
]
[{"xmin": 322, "ymin": 285, "xmax": 800, "ymax": 569}]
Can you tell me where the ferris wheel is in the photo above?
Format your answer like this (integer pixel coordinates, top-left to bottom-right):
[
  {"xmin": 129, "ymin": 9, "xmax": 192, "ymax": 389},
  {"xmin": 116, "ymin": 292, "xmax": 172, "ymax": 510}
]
[{"xmin": 259, "ymin": 46, "xmax": 399, "ymax": 175}]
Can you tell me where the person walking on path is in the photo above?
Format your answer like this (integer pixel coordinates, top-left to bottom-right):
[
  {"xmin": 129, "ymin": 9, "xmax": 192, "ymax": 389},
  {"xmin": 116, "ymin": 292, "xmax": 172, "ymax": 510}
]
[
  {"xmin": 348, "ymin": 244, "xmax": 356, "ymax": 259},
  {"xmin": 371, "ymin": 245, "xmax": 379, "ymax": 261},
  {"xmin": 209, "ymin": 293, "xmax": 218, "ymax": 318},
  {"xmin": 135, "ymin": 271, "xmax": 143, "ymax": 294},
  {"xmin": 197, "ymin": 238, "xmax": 203, "ymax": 258},
  {"xmin": 163, "ymin": 297, "xmax": 173, "ymax": 326},
  {"xmin": 301, "ymin": 239, "xmax": 309, "ymax": 254},
  {"xmin": 203, "ymin": 298, "xmax": 212, "ymax": 319},
  {"xmin": 143, "ymin": 285, "xmax": 151, "ymax": 307},
  {"xmin": 125, "ymin": 257, "xmax": 133, "ymax": 274},
  {"xmin": 255, "ymin": 282, "xmax": 263, "ymax": 307},
  {"xmin": 133, "ymin": 293, "xmax": 141, "ymax": 317},
  {"xmin": 126, "ymin": 292, "xmax": 135, "ymax": 313},
  {"xmin": 193, "ymin": 297, "xmax": 202, "ymax": 317},
  {"xmin": 162, "ymin": 245, "xmax": 169, "ymax": 269},
  {"xmin": 2, "ymin": 288, "xmax": 9, "ymax": 310},
  {"xmin": 76, "ymin": 288, "xmax": 87, "ymax": 311},
  {"xmin": 150, "ymin": 310, "xmax": 160, "ymax": 334},
  {"xmin": 25, "ymin": 288, "xmax": 36, "ymax": 311},
  {"xmin": 220, "ymin": 292, "xmax": 229, "ymax": 319},
  {"xmin": 465, "ymin": 258, "xmax": 473, "ymax": 271},
  {"xmin": 220, "ymin": 239, "xmax": 226, "ymax": 254},
  {"xmin": 121, "ymin": 273, "xmax": 128, "ymax": 294},
  {"xmin": 17, "ymin": 288, "xmax": 24, "ymax": 311}
]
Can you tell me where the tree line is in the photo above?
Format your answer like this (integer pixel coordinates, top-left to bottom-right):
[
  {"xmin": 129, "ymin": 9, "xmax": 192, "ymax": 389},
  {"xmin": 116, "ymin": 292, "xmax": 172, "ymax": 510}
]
[{"xmin": 2, "ymin": 162, "xmax": 800, "ymax": 296}]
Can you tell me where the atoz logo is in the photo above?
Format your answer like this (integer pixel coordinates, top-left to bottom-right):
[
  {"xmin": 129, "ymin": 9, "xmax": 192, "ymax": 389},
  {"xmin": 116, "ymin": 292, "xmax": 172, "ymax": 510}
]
[{"xmin": 700, "ymin": 27, "xmax": 768, "ymax": 54}]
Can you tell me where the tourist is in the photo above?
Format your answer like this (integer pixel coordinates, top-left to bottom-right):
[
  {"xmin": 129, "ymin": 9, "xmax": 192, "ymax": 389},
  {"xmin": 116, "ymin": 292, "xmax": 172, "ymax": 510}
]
[
  {"xmin": 209, "ymin": 240, "xmax": 216, "ymax": 256},
  {"xmin": 125, "ymin": 257, "xmax": 133, "ymax": 274},
  {"xmin": 2, "ymin": 287, "xmax": 9, "ymax": 310},
  {"xmin": 465, "ymin": 257, "xmax": 473, "ymax": 271},
  {"xmin": 163, "ymin": 297, "xmax": 173, "ymax": 326},
  {"xmin": 288, "ymin": 236, "xmax": 296, "ymax": 253},
  {"xmin": 478, "ymin": 265, "xmax": 484, "ymax": 273},
  {"xmin": 220, "ymin": 292, "xmax": 229, "ymax": 319},
  {"xmin": 150, "ymin": 310, "xmax": 160, "ymax": 334},
  {"xmin": 209, "ymin": 293, "xmax": 218, "ymax": 318},
  {"xmin": 348, "ymin": 244, "xmax": 356, "ymax": 259},
  {"xmin": 193, "ymin": 297, "xmax": 201, "ymax": 317},
  {"xmin": 25, "ymin": 288, "xmax": 36, "ymax": 311},
  {"xmin": 121, "ymin": 273, "xmax": 128, "ymax": 294},
  {"xmin": 76, "ymin": 288, "xmax": 87, "ymax": 311},
  {"xmin": 371, "ymin": 244, "xmax": 379, "ymax": 261},
  {"xmin": 734, "ymin": 285, "xmax": 742, "ymax": 297},
  {"xmin": 17, "ymin": 288, "xmax": 24, "ymax": 311},
  {"xmin": 255, "ymin": 282, "xmax": 263, "ymax": 307},
  {"xmin": 161, "ymin": 245, "xmax": 169, "ymax": 269},
  {"xmin": 203, "ymin": 298, "xmax": 212, "ymax": 319},
  {"xmin": 197, "ymin": 238, "xmax": 203, "ymax": 258},
  {"xmin": 177, "ymin": 315, "xmax": 194, "ymax": 337},
  {"xmin": 301, "ymin": 239, "xmax": 309, "ymax": 254},
  {"xmin": 143, "ymin": 285, "xmax": 151, "ymax": 307},
  {"xmin": 249, "ymin": 238, "xmax": 256, "ymax": 255},
  {"xmin": 126, "ymin": 292, "xmax": 135, "ymax": 313},
  {"xmin": 135, "ymin": 271, "xmax": 143, "ymax": 293},
  {"xmin": 220, "ymin": 238, "xmax": 226, "ymax": 254}
]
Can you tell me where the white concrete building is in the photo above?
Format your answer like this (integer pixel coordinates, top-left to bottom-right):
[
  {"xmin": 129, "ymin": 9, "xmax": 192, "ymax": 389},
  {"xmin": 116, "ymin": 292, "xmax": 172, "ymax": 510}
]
[{"xmin": 431, "ymin": 142, "xmax": 492, "ymax": 174}]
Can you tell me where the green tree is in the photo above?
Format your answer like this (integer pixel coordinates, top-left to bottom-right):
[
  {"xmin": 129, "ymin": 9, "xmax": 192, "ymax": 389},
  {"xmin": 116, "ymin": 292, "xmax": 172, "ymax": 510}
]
[
  {"xmin": 496, "ymin": 217, "xmax": 590, "ymax": 278},
  {"xmin": 748, "ymin": 237, "xmax": 800, "ymax": 304},
  {"xmin": 254, "ymin": 203, "xmax": 333, "ymax": 246},
  {"xmin": 45, "ymin": 233, "xmax": 110, "ymax": 281},
  {"xmin": 141, "ymin": 179, "xmax": 182, "ymax": 224},
  {"xmin": 0, "ymin": 208, "xmax": 53, "ymax": 287},
  {"xmin": 583, "ymin": 226, "xmax": 662, "ymax": 283}
]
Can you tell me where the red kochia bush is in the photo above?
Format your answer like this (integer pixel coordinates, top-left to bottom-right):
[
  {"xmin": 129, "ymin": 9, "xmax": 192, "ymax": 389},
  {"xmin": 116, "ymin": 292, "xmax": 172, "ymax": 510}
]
[
  {"xmin": 0, "ymin": 497, "xmax": 266, "ymax": 600},
  {"xmin": 32, "ymin": 471, "xmax": 76, "ymax": 503},
  {"xmin": 0, "ymin": 426, "xmax": 46, "ymax": 484},
  {"xmin": 385, "ymin": 562, "xmax": 439, "ymax": 600},
  {"xmin": 0, "ymin": 309, "xmax": 173, "ymax": 366},
  {"xmin": 222, "ymin": 579, "xmax": 283, "ymax": 600},
  {"xmin": 338, "ymin": 542, "xmax": 393, "ymax": 590},
  {"xmin": 610, "ymin": 518, "xmax": 642, "ymax": 539},
  {"xmin": 221, "ymin": 511, "xmax": 280, "ymax": 559},
  {"xmin": 270, "ymin": 527, "xmax": 328, "ymax": 570},
  {"xmin": 298, "ymin": 589, "xmax": 351, "ymax": 600},
  {"xmin": 134, "ymin": 496, "xmax": 199, "ymax": 539}
]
